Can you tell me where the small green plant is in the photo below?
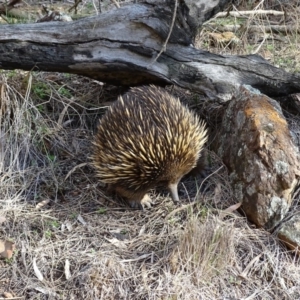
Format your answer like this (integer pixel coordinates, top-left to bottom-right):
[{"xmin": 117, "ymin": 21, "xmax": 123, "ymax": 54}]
[
  {"xmin": 47, "ymin": 154, "xmax": 56, "ymax": 162},
  {"xmin": 45, "ymin": 230, "xmax": 52, "ymax": 238},
  {"xmin": 246, "ymin": 44, "xmax": 255, "ymax": 53},
  {"xmin": 274, "ymin": 56, "xmax": 295, "ymax": 70},
  {"xmin": 197, "ymin": 206, "xmax": 209, "ymax": 219},
  {"xmin": 6, "ymin": 70, "xmax": 18, "ymax": 79},
  {"xmin": 120, "ymin": 229, "xmax": 128, "ymax": 235},
  {"xmin": 36, "ymin": 104, "xmax": 45, "ymax": 113},
  {"xmin": 5, "ymin": 257, "xmax": 14, "ymax": 264},
  {"xmin": 44, "ymin": 220, "xmax": 60, "ymax": 239},
  {"xmin": 86, "ymin": 2, "xmax": 93, "ymax": 9},
  {"xmin": 58, "ymin": 87, "xmax": 72, "ymax": 98},
  {"xmin": 49, "ymin": 220, "xmax": 60, "ymax": 228},
  {"xmin": 97, "ymin": 207, "xmax": 107, "ymax": 214},
  {"xmin": 167, "ymin": 216, "xmax": 178, "ymax": 225},
  {"xmin": 70, "ymin": 213, "xmax": 78, "ymax": 220},
  {"xmin": 32, "ymin": 82, "xmax": 51, "ymax": 100},
  {"xmin": 266, "ymin": 44, "xmax": 275, "ymax": 51},
  {"xmin": 229, "ymin": 275, "xmax": 237, "ymax": 284}
]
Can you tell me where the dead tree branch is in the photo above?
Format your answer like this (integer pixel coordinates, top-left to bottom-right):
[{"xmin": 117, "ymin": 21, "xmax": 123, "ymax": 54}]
[{"xmin": 0, "ymin": 1, "xmax": 299, "ymax": 101}]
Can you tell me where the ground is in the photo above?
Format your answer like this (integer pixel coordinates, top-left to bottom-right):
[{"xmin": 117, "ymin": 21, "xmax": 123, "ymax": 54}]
[{"xmin": 1, "ymin": 0, "xmax": 300, "ymax": 299}]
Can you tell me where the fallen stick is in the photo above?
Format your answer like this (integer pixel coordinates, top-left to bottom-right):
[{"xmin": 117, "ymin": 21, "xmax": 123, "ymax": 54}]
[
  {"xmin": 215, "ymin": 10, "xmax": 284, "ymax": 18},
  {"xmin": 206, "ymin": 24, "xmax": 300, "ymax": 34}
]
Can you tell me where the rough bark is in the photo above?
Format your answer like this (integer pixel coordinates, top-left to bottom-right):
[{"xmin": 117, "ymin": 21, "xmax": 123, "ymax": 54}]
[
  {"xmin": 0, "ymin": 1, "xmax": 299, "ymax": 102},
  {"xmin": 214, "ymin": 86, "xmax": 300, "ymax": 230}
]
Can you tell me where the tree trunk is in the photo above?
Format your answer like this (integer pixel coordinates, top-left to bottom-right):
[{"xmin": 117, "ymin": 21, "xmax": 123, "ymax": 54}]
[
  {"xmin": 213, "ymin": 86, "xmax": 300, "ymax": 230},
  {"xmin": 0, "ymin": 1, "xmax": 299, "ymax": 101}
]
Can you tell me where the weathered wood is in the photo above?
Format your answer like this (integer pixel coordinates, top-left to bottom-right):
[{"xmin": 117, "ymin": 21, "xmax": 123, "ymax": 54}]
[
  {"xmin": 214, "ymin": 86, "xmax": 300, "ymax": 230},
  {"xmin": 0, "ymin": 1, "xmax": 299, "ymax": 102}
]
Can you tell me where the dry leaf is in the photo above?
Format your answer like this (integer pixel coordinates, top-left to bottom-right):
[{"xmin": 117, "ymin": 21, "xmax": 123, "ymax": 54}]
[
  {"xmin": 33, "ymin": 257, "xmax": 44, "ymax": 281},
  {"xmin": 65, "ymin": 163, "xmax": 88, "ymax": 180},
  {"xmin": 208, "ymin": 32, "xmax": 240, "ymax": 47},
  {"xmin": 138, "ymin": 225, "xmax": 146, "ymax": 236},
  {"xmin": 0, "ymin": 239, "xmax": 15, "ymax": 259},
  {"xmin": 21, "ymin": 241, "xmax": 28, "ymax": 271},
  {"xmin": 120, "ymin": 253, "xmax": 151, "ymax": 263},
  {"xmin": 65, "ymin": 221, "xmax": 73, "ymax": 232},
  {"xmin": 105, "ymin": 237, "xmax": 127, "ymax": 249},
  {"xmin": 77, "ymin": 214, "xmax": 86, "ymax": 225},
  {"xmin": 61, "ymin": 221, "xmax": 73, "ymax": 232},
  {"xmin": 35, "ymin": 199, "xmax": 51, "ymax": 210},
  {"xmin": 3, "ymin": 292, "xmax": 13, "ymax": 298},
  {"xmin": 65, "ymin": 259, "xmax": 71, "ymax": 280},
  {"xmin": 223, "ymin": 202, "xmax": 242, "ymax": 213},
  {"xmin": 34, "ymin": 286, "xmax": 57, "ymax": 296}
]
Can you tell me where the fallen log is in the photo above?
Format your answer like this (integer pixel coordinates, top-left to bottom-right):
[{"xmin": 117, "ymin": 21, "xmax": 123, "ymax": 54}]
[{"xmin": 0, "ymin": 1, "xmax": 299, "ymax": 102}]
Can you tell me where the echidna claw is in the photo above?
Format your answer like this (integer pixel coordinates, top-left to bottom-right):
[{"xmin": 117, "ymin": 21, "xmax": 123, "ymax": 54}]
[
  {"xmin": 128, "ymin": 194, "xmax": 153, "ymax": 210},
  {"xmin": 140, "ymin": 194, "xmax": 153, "ymax": 209},
  {"xmin": 172, "ymin": 200, "xmax": 180, "ymax": 206}
]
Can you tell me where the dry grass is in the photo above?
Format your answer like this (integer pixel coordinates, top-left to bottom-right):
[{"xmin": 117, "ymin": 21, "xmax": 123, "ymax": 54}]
[
  {"xmin": 1, "ymin": 1, "xmax": 300, "ymax": 299},
  {"xmin": 0, "ymin": 70, "xmax": 300, "ymax": 300},
  {"xmin": 196, "ymin": 0, "xmax": 300, "ymax": 72}
]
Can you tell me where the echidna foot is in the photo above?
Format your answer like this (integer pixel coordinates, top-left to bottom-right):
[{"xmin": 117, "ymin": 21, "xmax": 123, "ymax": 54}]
[
  {"xmin": 128, "ymin": 194, "xmax": 152, "ymax": 210},
  {"xmin": 140, "ymin": 194, "xmax": 152, "ymax": 208}
]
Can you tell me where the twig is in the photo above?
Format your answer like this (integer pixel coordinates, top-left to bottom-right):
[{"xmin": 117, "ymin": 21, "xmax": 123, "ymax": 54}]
[
  {"xmin": 92, "ymin": 0, "xmax": 99, "ymax": 15},
  {"xmin": 252, "ymin": 34, "xmax": 268, "ymax": 54},
  {"xmin": 215, "ymin": 10, "xmax": 284, "ymax": 18},
  {"xmin": 111, "ymin": 0, "xmax": 120, "ymax": 9},
  {"xmin": 148, "ymin": 0, "xmax": 178, "ymax": 67},
  {"xmin": 206, "ymin": 24, "xmax": 300, "ymax": 34},
  {"xmin": 0, "ymin": 14, "xmax": 10, "ymax": 23},
  {"xmin": 68, "ymin": 0, "xmax": 82, "ymax": 14},
  {"xmin": 0, "ymin": 298, "xmax": 24, "ymax": 300}
]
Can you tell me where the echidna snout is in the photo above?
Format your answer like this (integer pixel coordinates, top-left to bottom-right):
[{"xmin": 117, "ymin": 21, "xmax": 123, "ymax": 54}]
[
  {"xmin": 168, "ymin": 183, "xmax": 180, "ymax": 204},
  {"xmin": 91, "ymin": 85, "xmax": 208, "ymax": 209}
]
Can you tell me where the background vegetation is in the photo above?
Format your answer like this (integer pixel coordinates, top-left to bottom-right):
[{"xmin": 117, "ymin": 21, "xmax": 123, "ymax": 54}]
[{"xmin": 1, "ymin": 0, "xmax": 300, "ymax": 299}]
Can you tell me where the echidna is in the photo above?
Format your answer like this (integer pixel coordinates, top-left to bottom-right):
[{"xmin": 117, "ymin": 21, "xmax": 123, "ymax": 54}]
[{"xmin": 91, "ymin": 85, "xmax": 208, "ymax": 209}]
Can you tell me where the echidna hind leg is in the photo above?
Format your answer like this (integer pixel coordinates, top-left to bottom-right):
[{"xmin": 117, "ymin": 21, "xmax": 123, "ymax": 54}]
[{"xmin": 128, "ymin": 194, "xmax": 152, "ymax": 210}]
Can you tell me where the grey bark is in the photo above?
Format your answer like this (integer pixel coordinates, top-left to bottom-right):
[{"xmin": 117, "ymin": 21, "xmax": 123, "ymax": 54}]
[{"xmin": 0, "ymin": 1, "xmax": 299, "ymax": 102}]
